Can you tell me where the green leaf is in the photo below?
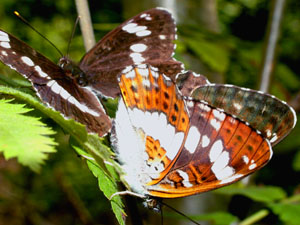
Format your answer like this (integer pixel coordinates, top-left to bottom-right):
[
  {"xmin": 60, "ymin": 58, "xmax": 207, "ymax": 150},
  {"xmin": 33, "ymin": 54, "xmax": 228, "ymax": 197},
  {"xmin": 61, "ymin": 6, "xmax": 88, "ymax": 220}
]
[
  {"xmin": 192, "ymin": 212, "xmax": 237, "ymax": 225},
  {"xmin": 275, "ymin": 64, "xmax": 300, "ymax": 91},
  {"xmin": 165, "ymin": 211, "xmax": 237, "ymax": 225},
  {"xmin": 269, "ymin": 203, "xmax": 300, "ymax": 225},
  {"xmin": 293, "ymin": 150, "xmax": 300, "ymax": 171},
  {"xmin": 215, "ymin": 185, "xmax": 287, "ymax": 203},
  {"xmin": 0, "ymin": 85, "xmax": 87, "ymax": 139},
  {"xmin": 184, "ymin": 36, "xmax": 230, "ymax": 73},
  {"xmin": 0, "ymin": 86, "xmax": 125, "ymax": 223},
  {"xmin": 0, "ymin": 99, "xmax": 56, "ymax": 172},
  {"xmin": 73, "ymin": 145, "xmax": 125, "ymax": 225}
]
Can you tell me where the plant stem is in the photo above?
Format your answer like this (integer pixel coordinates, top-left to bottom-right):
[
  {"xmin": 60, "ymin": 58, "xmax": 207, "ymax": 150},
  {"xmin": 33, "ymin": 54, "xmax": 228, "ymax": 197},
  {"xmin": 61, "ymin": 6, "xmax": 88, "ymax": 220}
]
[
  {"xmin": 281, "ymin": 194, "xmax": 300, "ymax": 204},
  {"xmin": 239, "ymin": 209, "xmax": 269, "ymax": 225},
  {"xmin": 259, "ymin": 0, "xmax": 286, "ymax": 92},
  {"xmin": 74, "ymin": 0, "xmax": 95, "ymax": 51}
]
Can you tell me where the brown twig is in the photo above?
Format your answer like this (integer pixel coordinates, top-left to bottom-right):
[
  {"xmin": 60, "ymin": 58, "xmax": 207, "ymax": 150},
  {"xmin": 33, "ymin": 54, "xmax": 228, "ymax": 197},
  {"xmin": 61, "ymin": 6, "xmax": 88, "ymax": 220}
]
[
  {"xmin": 259, "ymin": 0, "xmax": 287, "ymax": 92},
  {"xmin": 74, "ymin": 0, "xmax": 96, "ymax": 51}
]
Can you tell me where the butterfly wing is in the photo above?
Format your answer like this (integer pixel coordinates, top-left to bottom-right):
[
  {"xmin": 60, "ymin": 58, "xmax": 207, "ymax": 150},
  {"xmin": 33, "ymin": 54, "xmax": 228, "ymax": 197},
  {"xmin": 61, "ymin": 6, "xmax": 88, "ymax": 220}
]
[
  {"xmin": 176, "ymin": 70, "xmax": 210, "ymax": 96},
  {"xmin": 191, "ymin": 84, "xmax": 297, "ymax": 145},
  {"xmin": 112, "ymin": 63, "xmax": 295, "ymax": 198},
  {"xmin": 148, "ymin": 99, "xmax": 272, "ymax": 197},
  {"xmin": 148, "ymin": 86, "xmax": 296, "ymax": 198},
  {"xmin": 0, "ymin": 29, "xmax": 111, "ymax": 136},
  {"xmin": 79, "ymin": 8, "xmax": 183, "ymax": 98},
  {"xmin": 112, "ymin": 64, "xmax": 189, "ymax": 194}
]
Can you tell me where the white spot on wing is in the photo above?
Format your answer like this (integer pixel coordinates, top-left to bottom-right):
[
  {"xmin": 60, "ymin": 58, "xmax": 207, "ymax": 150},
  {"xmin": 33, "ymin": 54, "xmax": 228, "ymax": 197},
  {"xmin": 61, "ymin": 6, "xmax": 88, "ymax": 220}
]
[
  {"xmin": 34, "ymin": 65, "xmax": 49, "ymax": 78},
  {"xmin": 142, "ymin": 79, "xmax": 150, "ymax": 88},
  {"xmin": 220, "ymin": 174, "xmax": 243, "ymax": 184},
  {"xmin": 242, "ymin": 155, "xmax": 249, "ymax": 164},
  {"xmin": 122, "ymin": 23, "xmax": 137, "ymax": 32},
  {"xmin": 137, "ymin": 67, "xmax": 148, "ymax": 76},
  {"xmin": 0, "ymin": 42, "xmax": 11, "ymax": 49},
  {"xmin": 122, "ymin": 23, "xmax": 147, "ymax": 34},
  {"xmin": 177, "ymin": 170, "xmax": 193, "ymax": 188},
  {"xmin": 130, "ymin": 43, "xmax": 147, "ymax": 52},
  {"xmin": 209, "ymin": 140, "xmax": 223, "ymax": 162},
  {"xmin": 213, "ymin": 109, "xmax": 226, "ymax": 121},
  {"xmin": 1, "ymin": 50, "xmax": 8, "ymax": 56},
  {"xmin": 210, "ymin": 118, "xmax": 221, "ymax": 131},
  {"xmin": 266, "ymin": 129, "xmax": 272, "ymax": 138},
  {"xmin": 184, "ymin": 126, "xmax": 200, "ymax": 153},
  {"xmin": 211, "ymin": 151, "xmax": 229, "ymax": 173},
  {"xmin": 159, "ymin": 35, "xmax": 166, "ymax": 40},
  {"xmin": 136, "ymin": 30, "xmax": 151, "ymax": 37},
  {"xmin": 50, "ymin": 80, "xmax": 62, "ymax": 94},
  {"xmin": 47, "ymin": 80, "xmax": 99, "ymax": 116},
  {"xmin": 0, "ymin": 31, "xmax": 9, "ymax": 38},
  {"xmin": 125, "ymin": 69, "xmax": 136, "ymax": 78},
  {"xmin": 59, "ymin": 86, "xmax": 71, "ymax": 100},
  {"xmin": 167, "ymin": 132, "xmax": 184, "ymax": 160},
  {"xmin": 0, "ymin": 35, "xmax": 9, "ymax": 42},
  {"xmin": 130, "ymin": 52, "xmax": 145, "ymax": 63},
  {"xmin": 202, "ymin": 135, "xmax": 210, "ymax": 148},
  {"xmin": 233, "ymin": 102, "xmax": 242, "ymax": 110},
  {"xmin": 270, "ymin": 134, "xmax": 278, "ymax": 143},
  {"xmin": 21, "ymin": 56, "xmax": 34, "ymax": 66},
  {"xmin": 249, "ymin": 163, "xmax": 257, "ymax": 170}
]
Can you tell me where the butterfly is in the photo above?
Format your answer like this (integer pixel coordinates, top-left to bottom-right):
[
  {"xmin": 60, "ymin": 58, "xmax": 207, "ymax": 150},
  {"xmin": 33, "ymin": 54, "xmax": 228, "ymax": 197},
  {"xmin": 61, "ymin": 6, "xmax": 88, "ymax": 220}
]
[
  {"xmin": 0, "ymin": 8, "xmax": 183, "ymax": 137},
  {"xmin": 111, "ymin": 64, "xmax": 296, "ymax": 201}
]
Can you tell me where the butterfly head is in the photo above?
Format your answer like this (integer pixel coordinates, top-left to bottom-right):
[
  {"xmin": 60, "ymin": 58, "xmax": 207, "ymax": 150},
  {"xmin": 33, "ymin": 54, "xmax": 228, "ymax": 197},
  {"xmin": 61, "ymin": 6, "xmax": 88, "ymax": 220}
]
[{"xmin": 58, "ymin": 57, "xmax": 88, "ymax": 86}]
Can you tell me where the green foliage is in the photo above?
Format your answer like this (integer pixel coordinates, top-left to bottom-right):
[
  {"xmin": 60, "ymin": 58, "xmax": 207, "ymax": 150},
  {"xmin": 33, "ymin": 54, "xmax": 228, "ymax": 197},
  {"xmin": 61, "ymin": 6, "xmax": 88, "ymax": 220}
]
[
  {"xmin": 293, "ymin": 150, "xmax": 300, "ymax": 171},
  {"xmin": 215, "ymin": 185, "xmax": 287, "ymax": 203},
  {"xmin": 191, "ymin": 211, "xmax": 237, "ymax": 225},
  {"xmin": 73, "ymin": 146, "xmax": 125, "ymax": 225},
  {"xmin": 0, "ymin": 0, "xmax": 299, "ymax": 224},
  {"xmin": 184, "ymin": 34, "xmax": 230, "ymax": 73},
  {"xmin": 269, "ymin": 203, "xmax": 300, "ymax": 225},
  {"xmin": 0, "ymin": 85, "xmax": 124, "ymax": 223},
  {"xmin": 0, "ymin": 99, "xmax": 56, "ymax": 172}
]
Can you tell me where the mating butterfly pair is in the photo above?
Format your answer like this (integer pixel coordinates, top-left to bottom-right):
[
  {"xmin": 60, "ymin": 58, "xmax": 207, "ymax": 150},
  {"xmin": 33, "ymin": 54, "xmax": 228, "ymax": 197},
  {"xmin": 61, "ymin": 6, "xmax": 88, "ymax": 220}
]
[
  {"xmin": 0, "ymin": 8, "xmax": 296, "ymax": 203},
  {"xmin": 0, "ymin": 8, "xmax": 182, "ymax": 137}
]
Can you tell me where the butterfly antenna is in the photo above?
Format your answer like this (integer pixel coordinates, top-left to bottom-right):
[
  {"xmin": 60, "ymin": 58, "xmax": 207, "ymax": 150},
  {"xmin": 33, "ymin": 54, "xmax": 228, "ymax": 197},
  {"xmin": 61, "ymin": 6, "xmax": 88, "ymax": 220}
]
[
  {"xmin": 161, "ymin": 201, "xmax": 202, "ymax": 225},
  {"xmin": 66, "ymin": 16, "xmax": 80, "ymax": 58},
  {"xmin": 14, "ymin": 11, "xmax": 64, "ymax": 57}
]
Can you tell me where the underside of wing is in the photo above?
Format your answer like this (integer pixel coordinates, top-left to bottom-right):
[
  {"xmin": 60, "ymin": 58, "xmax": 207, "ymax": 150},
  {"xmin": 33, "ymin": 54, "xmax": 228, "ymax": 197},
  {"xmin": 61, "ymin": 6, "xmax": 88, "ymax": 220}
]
[
  {"xmin": 79, "ymin": 8, "xmax": 183, "ymax": 98},
  {"xmin": 112, "ymin": 65, "xmax": 189, "ymax": 194},
  {"xmin": 176, "ymin": 70, "xmax": 210, "ymax": 96},
  {"xmin": 191, "ymin": 84, "xmax": 296, "ymax": 145},
  {"xmin": 148, "ymin": 100, "xmax": 272, "ymax": 198}
]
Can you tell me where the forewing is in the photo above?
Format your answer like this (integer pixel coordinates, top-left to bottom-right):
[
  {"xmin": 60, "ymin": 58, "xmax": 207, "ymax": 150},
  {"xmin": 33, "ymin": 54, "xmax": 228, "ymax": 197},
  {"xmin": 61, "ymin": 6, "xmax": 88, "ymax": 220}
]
[
  {"xmin": 191, "ymin": 84, "xmax": 297, "ymax": 145},
  {"xmin": 79, "ymin": 8, "xmax": 183, "ymax": 98},
  {"xmin": 0, "ymin": 29, "xmax": 111, "ymax": 136}
]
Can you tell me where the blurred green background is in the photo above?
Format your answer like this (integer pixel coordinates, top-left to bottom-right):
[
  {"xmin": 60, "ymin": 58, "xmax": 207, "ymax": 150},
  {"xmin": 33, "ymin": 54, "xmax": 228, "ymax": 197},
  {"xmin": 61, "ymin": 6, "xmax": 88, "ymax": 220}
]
[{"xmin": 0, "ymin": 0, "xmax": 299, "ymax": 225}]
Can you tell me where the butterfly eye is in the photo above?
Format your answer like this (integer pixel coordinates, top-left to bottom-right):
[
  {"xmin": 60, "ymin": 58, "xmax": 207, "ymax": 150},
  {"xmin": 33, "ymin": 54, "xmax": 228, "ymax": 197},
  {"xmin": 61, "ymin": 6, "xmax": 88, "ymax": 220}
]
[{"xmin": 76, "ymin": 72, "xmax": 88, "ymax": 86}]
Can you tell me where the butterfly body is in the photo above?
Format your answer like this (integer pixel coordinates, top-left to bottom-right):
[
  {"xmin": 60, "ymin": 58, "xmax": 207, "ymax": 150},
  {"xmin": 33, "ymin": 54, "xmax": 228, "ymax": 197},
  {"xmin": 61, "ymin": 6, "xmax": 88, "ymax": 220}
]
[{"xmin": 112, "ymin": 64, "xmax": 296, "ymax": 199}]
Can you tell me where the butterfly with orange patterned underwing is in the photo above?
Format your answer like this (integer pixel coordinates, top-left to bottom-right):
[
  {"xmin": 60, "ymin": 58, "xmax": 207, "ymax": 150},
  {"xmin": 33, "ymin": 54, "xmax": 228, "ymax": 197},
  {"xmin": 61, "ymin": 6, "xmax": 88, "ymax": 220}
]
[
  {"xmin": 110, "ymin": 64, "xmax": 296, "ymax": 207},
  {"xmin": 0, "ymin": 8, "xmax": 183, "ymax": 136}
]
